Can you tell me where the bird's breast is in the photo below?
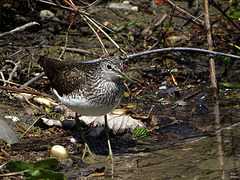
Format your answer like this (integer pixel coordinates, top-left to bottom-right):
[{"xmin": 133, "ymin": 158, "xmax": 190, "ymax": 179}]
[{"xmin": 52, "ymin": 79, "xmax": 124, "ymax": 116}]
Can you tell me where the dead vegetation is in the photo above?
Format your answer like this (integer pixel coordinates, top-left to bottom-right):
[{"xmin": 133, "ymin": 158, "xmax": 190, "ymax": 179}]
[{"xmin": 0, "ymin": 0, "xmax": 240, "ymax": 179}]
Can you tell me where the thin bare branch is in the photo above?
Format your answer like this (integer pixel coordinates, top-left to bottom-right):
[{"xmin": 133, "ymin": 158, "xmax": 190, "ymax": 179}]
[
  {"xmin": 210, "ymin": 0, "xmax": 240, "ymax": 31},
  {"xmin": 0, "ymin": 22, "xmax": 39, "ymax": 38},
  {"xmin": 41, "ymin": 45, "xmax": 100, "ymax": 56},
  {"xmin": 0, "ymin": 85, "xmax": 43, "ymax": 96},
  {"xmin": 82, "ymin": 0, "xmax": 102, "ymax": 9},
  {"xmin": 38, "ymin": 0, "xmax": 127, "ymax": 55},
  {"xmin": 148, "ymin": 8, "xmax": 175, "ymax": 51},
  {"xmin": 83, "ymin": 17, "xmax": 109, "ymax": 55},
  {"xmin": 163, "ymin": 0, "xmax": 204, "ymax": 26},
  {"xmin": 37, "ymin": 0, "xmax": 89, "ymax": 15},
  {"xmin": 19, "ymin": 72, "xmax": 45, "ymax": 90},
  {"xmin": 125, "ymin": 47, "xmax": 240, "ymax": 59},
  {"xmin": 204, "ymin": 0, "xmax": 218, "ymax": 96},
  {"xmin": 81, "ymin": 14, "xmax": 126, "ymax": 55},
  {"xmin": 86, "ymin": 17, "xmax": 136, "ymax": 53},
  {"xmin": 7, "ymin": 60, "xmax": 21, "ymax": 84},
  {"xmin": 58, "ymin": 15, "xmax": 75, "ymax": 59}
]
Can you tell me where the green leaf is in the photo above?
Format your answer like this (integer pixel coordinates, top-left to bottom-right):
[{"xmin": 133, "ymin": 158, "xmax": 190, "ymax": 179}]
[
  {"xmin": 6, "ymin": 160, "xmax": 34, "ymax": 172},
  {"xmin": 27, "ymin": 169, "xmax": 66, "ymax": 180},
  {"xmin": 158, "ymin": 98, "xmax": 165, "ymax": 102},
  {"xmin": 133, "ymin": 128, "xmax": 150, "ymax": 139},
  {"xmin": 148, "ymin": 94, "xmax": 154, "ymax": 98},
  {"xmin": 32, "ymin": 158, "xmax": 59, "ymax": 171},
  {"xmin": 220, "ymin": 82, "xmax": 240, "ymax": 88},
  {"xmin": 6, "ymin": 158, "xmax": 59, "ymax": 172},
  {"xmin": 220, "ymin": 82, "xmax": 233, "ymax": 88},
  {"xmin": 45, "ymin": 106, "xmax": 52, "ymax": 113},
  {"xmin": 116, "ymin": 19, "xmax": 145, "ymax": 31},
  {"xmin": 6, "ymin": 159, "xmax": 65, "ymax": 180},
  {"xmin": 234, "ymin": 92, "xmax": 240, "ymax": 98},
  {"xmin": 28, "ymin": 169, "xmax": 41, "ymax": 177},
  {"xmin": 136, "ymin": 145, "xmax": 145, "ymax": 149},
  {"xmin": 226, "ymin": 3, "xmax": 240, "ymax": 19},
  {"xmin": 171, "ymin": 68, "xmax": 178, "ymax": 73}
]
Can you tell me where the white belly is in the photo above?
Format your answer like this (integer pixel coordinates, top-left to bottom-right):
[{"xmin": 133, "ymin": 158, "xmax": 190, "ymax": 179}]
[{"xmin": 52, "ymin": 88, "xmax": 122, "ymax": 116}]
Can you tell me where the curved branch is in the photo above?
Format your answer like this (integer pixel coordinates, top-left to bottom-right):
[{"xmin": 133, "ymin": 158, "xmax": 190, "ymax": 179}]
[{"xmin": 124, "ymin": 47, "xmax": 240, "ymax": 59}]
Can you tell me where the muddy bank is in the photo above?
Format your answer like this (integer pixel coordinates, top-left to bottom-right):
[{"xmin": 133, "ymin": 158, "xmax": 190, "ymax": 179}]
[{"xmin": 0, "ymin": 0, "xmax": 240, "ymax": 179}]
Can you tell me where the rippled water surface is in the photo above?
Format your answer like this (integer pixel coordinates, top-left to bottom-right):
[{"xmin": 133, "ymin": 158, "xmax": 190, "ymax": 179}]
[{"xmin": 85, "ymin": 98, "xmax": 240, "ymax": 180}]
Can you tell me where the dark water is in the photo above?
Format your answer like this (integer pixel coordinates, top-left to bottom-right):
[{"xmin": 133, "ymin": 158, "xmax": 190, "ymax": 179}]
[{"xmin": 86, "ymin": 98, "xmax": 240, "ymax": 179}]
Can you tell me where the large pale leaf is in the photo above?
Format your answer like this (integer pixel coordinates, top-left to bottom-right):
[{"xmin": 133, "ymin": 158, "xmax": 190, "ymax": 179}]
[{"xmin": 80, "ymin": 114, "xmax": 142, "ymax": 136}]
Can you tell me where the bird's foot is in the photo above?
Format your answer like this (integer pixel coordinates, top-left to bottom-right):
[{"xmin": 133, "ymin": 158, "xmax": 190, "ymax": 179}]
[
  {"xmin": 104, "ymin": 138, "xmax": 114, "ymax": 163},
  {"xmin": 82, "ymin": 142, "xmax": 95, "ymax": 160},
  {"xmin": 105, "ymin": 152, "xmax": 114, "ymax": 163},
  {"xmin": 105, "ymin": 149, "xmax": 114, "ymax": 175}
]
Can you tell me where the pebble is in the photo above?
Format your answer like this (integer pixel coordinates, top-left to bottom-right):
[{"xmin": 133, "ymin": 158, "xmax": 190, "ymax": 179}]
[
  {"xmin": 108, "ymin": 1, "xmax": 138, "ymax": 11},
  {"xmin": 0, "ymin": 118, "xmax": 18, "ymax": 144},
  {"xmin": 51, "ymin": 145, "xmax": 69, "ymax": 160},
  {"xmin": 40, "ymin": 10, "xmax": 55, "ymax": 19}
]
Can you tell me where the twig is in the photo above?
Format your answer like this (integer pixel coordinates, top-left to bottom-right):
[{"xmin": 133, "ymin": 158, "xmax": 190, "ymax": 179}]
[
  {"xmin": 0, "ymin": 72, "xmax": 6, "ymax": 84},
  {"xmin": 142, "ymin": 20, "xmax": 153, "ymax": 49},
  {"xmin": 0, "ymin": 170, "xmax": 30, "ymax": 177},
  {"xmin": 19, "ymin": 117, "xmax": 40, "ymax": 139},
  {"xmin": 4, "ymin": 54, "xmax": 28, "ymax": 86},
  {"xmin": 8, "ymin": 49, "xmax": 26, "ymax": 57},
  {"xmin": 63, "ymin": 0, "xmax": 77, "ymax": 10},
  {"xmin": 37, "ymin": 0, "xmax": 89, "ymax": 15},
  {"xmin": 143, "ymin": 13, "xmax": 168, "ymax": 50},
  {"xmin": 61, "ymin": 47, "xmax": 99, "ymax": 56},
  {"xmin": 154, "ymin": 13, "xmax": 168, "ymax": 29},
  {"xmin": 83, "ymin": 17, "xmax": 109, "ymax": 55},
  {"xmin": 59, "ymin": 3, "xmax": 109, "ymax": 57},
  {"xmin": 211, "ymin": 0, "xmax": 232, "ymax": 26},
  {"xmin": 19, "ymin": 72, "xmax": 46, "ymax": 90},
  {"xmin": 81, "ymin": 0, "xmax": 102, "ymax": 9},
  {"xmin": 148, "ymin": 8, "xmax": 175, "ymax": 50},
  {"xmin": 163, "ymin": 0, "xmax": 204, "ymax": 26},
  {"xmin": 41, "ymin": 45, "xmax": 100, "ymax": 56},
  {"xmin": 0, "ymin": 22, "xmax": 39, "ymax": 38},
  {"xmin": 38, "ymin": 0, "xmax": 128, "ymax": 56},
  {"xmin": 204, "ymin": 0, "xmax": 218, "ymax": 96},
  {"xmin": 0, "ymin": 84, "xmax": 55, "ymax": 100},
  {"xmin": 88, "ymin": 17, "xmax": 136, "ymax": 53},
  {"xmin": 210, "ymin": 0, "xmax": 240, "ymax": 31},
  {"xmin": 88, "ymin": 15, "xmax": 136, "ymax": 52},
  {"xmin": 49, "ymin": 0, "xmax": 117, "ymax": 54},
  {"xmin": 58, "ymin": 20, "xmax": 71, "ymax": 59},
  {"xmin": 124, "ymin": 47, "xmax": 240, "ymax": 60},
  {"xmin": 186, "ymin": 121, "xmax": 240, "ymax": 144},
  {"xmin": 0, "ymin": 79, "xmax": 32, "ymax": 91},
  {"xmin": 0, "ymin": 85, "xmax": 43, "ymax": 96},
  {"xmin": 179, "ymin": 0, "xmax": 199, "ymax": 29},
  {"xmin": 82, "ymin": 14, "xmax": 126, "ymax": 55},
  {"xmin": 7, "ymin": 60, "xmax": 21, "ymax": 84}
]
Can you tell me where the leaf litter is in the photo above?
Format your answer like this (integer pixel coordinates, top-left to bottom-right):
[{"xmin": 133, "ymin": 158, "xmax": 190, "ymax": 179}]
[{"xmin": 0, "ymin": 0, "xmax": 240, "ymax": 179}]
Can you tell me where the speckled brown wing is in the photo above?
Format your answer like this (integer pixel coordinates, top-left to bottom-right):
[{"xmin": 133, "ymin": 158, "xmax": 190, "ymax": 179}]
[{"xmin": 38, "ymin": 57, "xmax": 88, "ymax": 96}]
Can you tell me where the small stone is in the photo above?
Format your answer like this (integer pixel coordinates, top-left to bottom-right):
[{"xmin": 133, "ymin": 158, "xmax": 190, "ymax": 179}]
[
  {"xmin": 51, "ymin": 145, "xmax": 69, "ymax": 160},
  {"xmin": 0, "ymin": 119, "xmax": 18, "ymax": 144},
  {"xmin": 131, "ymin": 6, "xmax": 138, "ymax": 11},
  {"xmin": 108, "ymin": 1, "xmax": 138, "ymax": 11},
  {"xmin": 40, "ymin": 10, "xmax": 55, "ymax": 20}
]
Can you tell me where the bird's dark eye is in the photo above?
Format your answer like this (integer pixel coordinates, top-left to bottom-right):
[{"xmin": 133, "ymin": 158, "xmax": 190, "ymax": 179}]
[{"xmin": 107, "ymin": 64, "xmax": 112, "ymax": 69}]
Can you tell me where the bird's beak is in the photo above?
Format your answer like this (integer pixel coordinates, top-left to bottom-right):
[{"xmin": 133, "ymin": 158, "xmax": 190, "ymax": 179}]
[{"xmin": 113, "ymin": 69, "xmax": 142, "ymax": 89}]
